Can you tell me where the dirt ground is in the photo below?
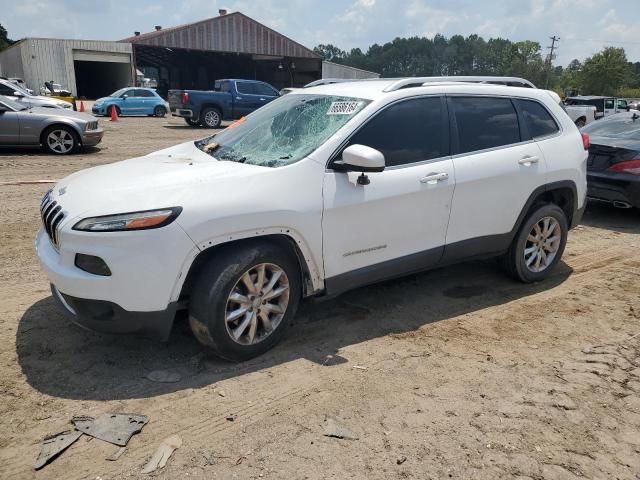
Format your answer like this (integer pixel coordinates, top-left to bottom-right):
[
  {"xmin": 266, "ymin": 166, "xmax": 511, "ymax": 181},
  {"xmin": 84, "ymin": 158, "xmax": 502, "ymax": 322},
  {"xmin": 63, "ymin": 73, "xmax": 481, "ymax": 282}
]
[{"xmin": 1, "ymin": 110, "xmax": 639, "ymax": 480}]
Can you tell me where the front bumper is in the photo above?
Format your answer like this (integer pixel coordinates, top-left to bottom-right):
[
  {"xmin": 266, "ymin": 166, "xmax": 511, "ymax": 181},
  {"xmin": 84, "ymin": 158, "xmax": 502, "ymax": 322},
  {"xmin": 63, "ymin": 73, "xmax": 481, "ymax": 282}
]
[
  {"xmin": 51, "ymin": 284, "xmax": 177, "ymax": 340},
  {"xmin": 587, "ymin": 171, "xmax": 640, "ymax": 208},
  {"xmin": 81, "ymin": 129, "xmax": 104, "ymax": 147},
  {"xmin": 92, "ymin": 105, "xmax": 106, "ymax": 115}
]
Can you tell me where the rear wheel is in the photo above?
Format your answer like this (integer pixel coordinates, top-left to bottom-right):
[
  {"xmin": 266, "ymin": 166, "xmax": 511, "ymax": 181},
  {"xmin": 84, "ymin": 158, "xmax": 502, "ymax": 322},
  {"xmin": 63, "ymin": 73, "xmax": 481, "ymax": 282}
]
[
  {"xmin": 201, "ymin": 107, "xmax": 222, "ymax": 128},
  {"xmin": 189, "ymin": 241, "xmax": 301, "ymax": 361},
  {"xmin": 184, "ymin": 118, "xmax": 200, "ymax": 127},
  {"xmin": 502, "ymin": 204, "xmax": 568, "ymax": 283},
  {"xmin": 575, "ymin": 118, "xmax": 586, "ymax": 128},
  {"xmin": 154, "ymin": 105, "xmax": 166, "ymax": 117},
  {"xmin": 42, "ymin": 125, "xmax": 78, "ymax": 155}
]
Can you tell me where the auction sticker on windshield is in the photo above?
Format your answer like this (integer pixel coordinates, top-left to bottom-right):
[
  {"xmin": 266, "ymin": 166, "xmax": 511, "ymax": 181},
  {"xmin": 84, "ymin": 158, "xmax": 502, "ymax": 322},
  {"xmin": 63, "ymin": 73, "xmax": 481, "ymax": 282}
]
[{"xmin": 327, "ymin": 101, "xmax": 364, "ymax": 115}]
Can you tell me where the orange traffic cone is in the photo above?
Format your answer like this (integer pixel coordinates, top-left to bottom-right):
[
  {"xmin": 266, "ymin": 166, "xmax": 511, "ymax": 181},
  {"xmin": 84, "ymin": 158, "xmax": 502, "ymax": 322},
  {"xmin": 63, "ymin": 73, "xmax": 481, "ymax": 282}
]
[
  {"xmin": 79, "ymin": 100, "xmax": 85, "ymax": 112},
  {"xmin": 109, "ymin": 105, "xmax": 118, "ymax": 122}
]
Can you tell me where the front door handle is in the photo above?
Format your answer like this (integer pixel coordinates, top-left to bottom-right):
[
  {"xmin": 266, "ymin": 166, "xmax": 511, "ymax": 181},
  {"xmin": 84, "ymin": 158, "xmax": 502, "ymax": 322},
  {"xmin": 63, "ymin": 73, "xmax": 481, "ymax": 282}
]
[
  {"xmin": 420, "ymin": 172, "xmax": 449, "ymax": 184},
  {"xmin": 518, "ymin": 156, "xmax": 540, "ymax": 166},
  {"xmin": 259, "ymin": 98, "xmax": 266, "ymax": 101}
]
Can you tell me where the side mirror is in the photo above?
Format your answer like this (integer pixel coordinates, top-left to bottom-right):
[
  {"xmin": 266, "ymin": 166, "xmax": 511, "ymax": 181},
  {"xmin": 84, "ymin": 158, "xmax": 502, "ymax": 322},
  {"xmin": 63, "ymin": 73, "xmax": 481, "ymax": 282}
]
[
  {"xmin": 13, "ymin": 91, "xmax": 24, "ymax": 98},
  {"xmin": 334, "ymin": 144, "xmax": 385, "ymax": 185},
  {"xmin": 122, "ymin": 95, "xmax": 128, "ymax": 100},
  {"xmin": 0, "ymin": 105, "xmax": 7, "ymax": 113},
  {"xmin": 339, "ymin": 144, "xmax": 385, "ymax": 172}
]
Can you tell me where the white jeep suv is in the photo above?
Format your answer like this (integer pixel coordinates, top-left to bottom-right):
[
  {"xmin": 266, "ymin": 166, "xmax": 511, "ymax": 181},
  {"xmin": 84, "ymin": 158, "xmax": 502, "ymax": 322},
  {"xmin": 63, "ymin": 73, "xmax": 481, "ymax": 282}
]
[{"xmin": 37, "ymin": 78, "xmax": 588, "ymax": 361}]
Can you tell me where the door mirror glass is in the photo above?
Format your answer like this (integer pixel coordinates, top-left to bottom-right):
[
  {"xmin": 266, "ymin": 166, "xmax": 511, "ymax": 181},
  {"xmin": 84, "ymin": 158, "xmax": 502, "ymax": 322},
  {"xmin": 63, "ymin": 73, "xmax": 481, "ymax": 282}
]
[
  {"xmin": 122, "ymin": 95, "xmax": 128, "ymax": 100},
  {"xmin": 13, "ymin": 91, "xmax": 24, "ymax": 98},
  {"xmin": 337, "ymin": 144, "xmax": 385, "ymax": 172}
]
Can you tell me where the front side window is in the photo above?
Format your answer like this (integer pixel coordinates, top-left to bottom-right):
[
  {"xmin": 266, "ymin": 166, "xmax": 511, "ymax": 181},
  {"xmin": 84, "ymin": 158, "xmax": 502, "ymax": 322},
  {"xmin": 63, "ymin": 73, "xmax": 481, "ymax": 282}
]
[
  {"xmin": 450, "ymin": 96, "xmax": 520, "ymax": 154},
  {"xmin": 253, "ymin": 83, "xmax": 278, "ymax": 97},
  {"xmin": 344, "ymin": 97, "xmax": 446, "ymax": 167},
  {"xmin": 197, "ymin": 94, "xmax": 370, "ymax": 167},
  {"xmin": 0, "ymin": 83, "xmax": 16, "ymax": 95},
  {"xmin": 605, "ymin": 99, "xmax": 615, "ymax": 109},
  {"xmin": 516, "ymin": 99, "xmax": 559, "ymax": 139}
]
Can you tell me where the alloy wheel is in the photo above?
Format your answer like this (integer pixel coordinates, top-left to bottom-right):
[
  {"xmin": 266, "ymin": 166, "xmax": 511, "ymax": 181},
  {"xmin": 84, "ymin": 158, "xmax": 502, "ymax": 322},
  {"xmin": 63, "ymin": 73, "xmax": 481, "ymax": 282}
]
[
  {"xmin": 204, "ymin": 110, "xmax": 220, "ymax": 127},
  {"xmin": 524, "ymin": 216, "xmax": 561, "ymax": 273},
  {"xmin": 224, "ymin": 263, "xmax": 290, "ymax": 346},
  {"xmin": 47, "ymin": 129, "xmax": 74, "ymax": 154}
]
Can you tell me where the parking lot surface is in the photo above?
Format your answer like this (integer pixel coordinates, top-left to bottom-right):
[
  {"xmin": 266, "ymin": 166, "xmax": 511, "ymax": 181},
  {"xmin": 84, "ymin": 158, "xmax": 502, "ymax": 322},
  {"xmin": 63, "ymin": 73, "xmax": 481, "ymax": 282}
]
[{"xmin": 1, "ymin": 114, "xmax": 639, "ymax": 479}]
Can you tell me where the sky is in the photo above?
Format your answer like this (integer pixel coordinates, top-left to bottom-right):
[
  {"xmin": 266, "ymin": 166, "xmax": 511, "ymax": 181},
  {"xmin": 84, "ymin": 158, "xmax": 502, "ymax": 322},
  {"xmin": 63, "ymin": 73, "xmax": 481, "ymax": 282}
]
[{"xmin": 4, "ymin": 0, "xmax": 640, "ymax": 66}]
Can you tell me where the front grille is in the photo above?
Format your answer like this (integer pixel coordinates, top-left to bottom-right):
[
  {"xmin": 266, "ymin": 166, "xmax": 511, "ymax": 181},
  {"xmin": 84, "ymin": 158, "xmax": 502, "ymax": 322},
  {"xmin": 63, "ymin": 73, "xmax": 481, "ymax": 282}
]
[
  {"xmin": 86, "ymin": 121, "xmax": 98, "ymax": 131},
  {"xmin": 40, "ymin": 190, "xmax": 66, "ymax": 249}
]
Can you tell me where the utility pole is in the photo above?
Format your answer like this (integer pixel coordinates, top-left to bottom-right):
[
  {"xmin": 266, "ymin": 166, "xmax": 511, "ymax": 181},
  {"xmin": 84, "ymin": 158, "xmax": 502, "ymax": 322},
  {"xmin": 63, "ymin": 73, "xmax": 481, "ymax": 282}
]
[{"xmin": 545, "ymin": 36, "xmax": 560, "ymax": 89}]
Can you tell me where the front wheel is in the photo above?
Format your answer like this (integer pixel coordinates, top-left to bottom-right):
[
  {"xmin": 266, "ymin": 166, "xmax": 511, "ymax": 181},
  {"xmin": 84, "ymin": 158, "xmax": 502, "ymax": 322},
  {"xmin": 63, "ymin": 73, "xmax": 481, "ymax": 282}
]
[
  {"xmin": 42, "ymin": 126, "xmax": 78, "ymax": 155},
  {"xmin": 502, "ymin": 204, "xmax": 568, "ymax": 283},
  {"xmin": 189, "ymin": 241, "xmax": 301, "ymax": 361},
  {"xmin": 201, "ymin": 107, "xmax": 222, "ymax": 128},
  {"xmin": 154, "ymin": 106, "xmax": 166, "ymax": 117}
]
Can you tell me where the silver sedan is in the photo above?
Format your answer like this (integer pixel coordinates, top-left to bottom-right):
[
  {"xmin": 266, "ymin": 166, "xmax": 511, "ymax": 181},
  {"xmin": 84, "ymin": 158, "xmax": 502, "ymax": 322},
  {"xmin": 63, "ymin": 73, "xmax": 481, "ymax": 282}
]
[{"xmin": 0, "ymin": 95, "xmax": 103, "ymax": 154}]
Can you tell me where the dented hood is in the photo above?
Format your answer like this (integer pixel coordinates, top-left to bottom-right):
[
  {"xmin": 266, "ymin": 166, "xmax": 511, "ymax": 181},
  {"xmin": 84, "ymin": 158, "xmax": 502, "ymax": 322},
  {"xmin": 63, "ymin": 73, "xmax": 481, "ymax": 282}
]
[{"xmin": 51, "ymin": 140, "xmax": 266, "ymax": 223}]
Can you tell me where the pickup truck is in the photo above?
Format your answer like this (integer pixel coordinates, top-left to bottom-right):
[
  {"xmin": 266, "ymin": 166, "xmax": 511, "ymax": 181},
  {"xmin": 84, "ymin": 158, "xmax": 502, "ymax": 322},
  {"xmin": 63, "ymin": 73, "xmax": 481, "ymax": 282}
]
[
  {"xmin": 168, "ymin": 79, "xmax": 280, "ymax": 128},
  {"xmin": 565, "ymin": 96, "xmax": 630, "ymax": 123},
  {"xmin": 563, "ymin": 103, "xmax": 597, "ymax": 128}
]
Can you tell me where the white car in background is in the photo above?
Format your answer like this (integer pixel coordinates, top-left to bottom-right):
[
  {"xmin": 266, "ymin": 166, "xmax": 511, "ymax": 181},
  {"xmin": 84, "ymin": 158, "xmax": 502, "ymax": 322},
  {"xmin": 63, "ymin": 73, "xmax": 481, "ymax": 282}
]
[
  {"xmin": 0, "ymin": 79, "xmax": 72, "ymax": 109},
  {"xmin": 564, "ymin": 103, "xmax": 597, "ymax": 128},
  {"xmin": 37, "ymin": 78, "xmax": 588, "ymax": 361}
]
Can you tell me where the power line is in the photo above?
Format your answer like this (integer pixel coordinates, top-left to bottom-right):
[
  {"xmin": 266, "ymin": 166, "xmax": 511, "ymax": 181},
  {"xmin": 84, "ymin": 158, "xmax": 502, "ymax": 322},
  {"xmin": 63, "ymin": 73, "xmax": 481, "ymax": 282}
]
[{"xmin": 545, "ymin": 35, "xmax": 559, "ymax": 89}]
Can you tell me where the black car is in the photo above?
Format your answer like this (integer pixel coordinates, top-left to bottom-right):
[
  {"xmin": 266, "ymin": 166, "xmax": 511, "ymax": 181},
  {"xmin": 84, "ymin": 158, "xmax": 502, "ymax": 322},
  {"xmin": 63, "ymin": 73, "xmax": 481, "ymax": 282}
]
[{"xmin": 582, "ymin": 112, "xmax": 640, "ymax": 209}]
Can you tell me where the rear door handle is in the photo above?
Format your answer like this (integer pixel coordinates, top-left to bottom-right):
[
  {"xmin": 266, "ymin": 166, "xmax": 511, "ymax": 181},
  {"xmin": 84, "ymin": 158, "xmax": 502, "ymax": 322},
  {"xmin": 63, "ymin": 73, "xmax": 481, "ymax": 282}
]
[
  {"xmin": 518, "ymin": 156, "xmax": 539, "ymax": 166},
  {"xmin": 420, "ymin": 172, "xmax": 449, "ymax": 183}
]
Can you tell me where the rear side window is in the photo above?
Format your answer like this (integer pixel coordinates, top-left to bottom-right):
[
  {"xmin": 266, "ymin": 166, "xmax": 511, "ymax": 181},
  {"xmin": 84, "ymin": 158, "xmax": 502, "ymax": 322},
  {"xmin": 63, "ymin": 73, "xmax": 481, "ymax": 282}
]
[
  {"xmin": 345, "ymin": 96, "xmax": 447, "ymax": 167},
  {"xmin": 516, "ymin": 99, "xmax": 559, "ymax": 139},
  {"xmin": 450, "ymin": 97, "xmax": 521, "ymax": 154},
  {"xmin": 237, "ymin": 82, "xmax": 256, "ymax": 95}
]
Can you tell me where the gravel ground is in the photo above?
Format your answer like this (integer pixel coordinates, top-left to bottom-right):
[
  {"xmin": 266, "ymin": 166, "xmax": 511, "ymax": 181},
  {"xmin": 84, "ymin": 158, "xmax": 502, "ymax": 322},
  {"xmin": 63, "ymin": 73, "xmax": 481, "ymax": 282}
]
[{"xmin": 0, "ymin": 112, "xmax": 639, "ymax": 479}]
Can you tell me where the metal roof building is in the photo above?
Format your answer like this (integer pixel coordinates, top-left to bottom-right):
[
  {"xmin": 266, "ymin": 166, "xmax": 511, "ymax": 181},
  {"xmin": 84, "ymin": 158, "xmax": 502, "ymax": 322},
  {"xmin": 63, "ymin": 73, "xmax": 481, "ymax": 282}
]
[{"xmin": 0, "ymin": 9, "xmax": 378, "ymax": 99}]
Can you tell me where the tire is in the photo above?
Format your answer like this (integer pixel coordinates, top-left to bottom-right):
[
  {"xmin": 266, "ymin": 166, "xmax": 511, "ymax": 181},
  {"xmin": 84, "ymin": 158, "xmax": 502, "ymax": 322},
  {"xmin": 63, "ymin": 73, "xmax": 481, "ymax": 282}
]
[
  {"xmin": 189, "ymin": 241, "xmax": 301, "ymax": 361},
  {"xmin": 502, "ymin": 204, "xmax": 568, "ymax": 283},
  {"xmin": 154, "ymin": 105, "xmax": 166, "ymax": 117},
  {"xmin": 575, "ymin": 118, "xmax": 586, "ymax": 128},
  {"xmin": 42, "ymin": 125, "xmax": 79, "ymax": 155},
  {"xmin": 201, "ymin": 107, "xmax": 222, "ymax": 128},
  {"xmin": 107, "ymin": 105, "xmax": 120, "ymax": 117},
  {"xmin": 184, "ymin": 118, "xmax": 200, "ymax": 127}
]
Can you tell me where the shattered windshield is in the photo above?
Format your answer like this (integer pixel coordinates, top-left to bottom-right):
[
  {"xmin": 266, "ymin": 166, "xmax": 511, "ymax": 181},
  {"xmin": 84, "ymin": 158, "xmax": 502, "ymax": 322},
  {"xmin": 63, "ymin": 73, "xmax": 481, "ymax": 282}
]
[{"xmin": 197, "ymin": 94, "xmax": 371, "ymax": 167}]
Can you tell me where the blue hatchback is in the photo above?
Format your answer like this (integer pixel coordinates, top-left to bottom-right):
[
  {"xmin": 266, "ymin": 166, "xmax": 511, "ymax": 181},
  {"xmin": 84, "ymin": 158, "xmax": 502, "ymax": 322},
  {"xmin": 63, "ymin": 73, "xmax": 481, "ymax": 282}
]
[{"xmin": 92, "ymin": 88, "xmax": 170, "ymax": 117}]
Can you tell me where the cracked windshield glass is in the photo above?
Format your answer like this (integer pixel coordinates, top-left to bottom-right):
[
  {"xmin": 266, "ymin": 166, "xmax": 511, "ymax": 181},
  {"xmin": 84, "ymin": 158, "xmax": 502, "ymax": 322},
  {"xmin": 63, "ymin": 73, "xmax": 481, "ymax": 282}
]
[{"xmin": 197, "ymin": 94, "xmax": 371, "ymax": 167}]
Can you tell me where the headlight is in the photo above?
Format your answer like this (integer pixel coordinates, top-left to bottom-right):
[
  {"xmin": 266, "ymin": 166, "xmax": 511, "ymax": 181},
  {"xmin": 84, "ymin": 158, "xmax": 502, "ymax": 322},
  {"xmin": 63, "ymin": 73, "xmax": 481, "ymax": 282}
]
[{"xmin": 73, "ymin": 207, "xmax": 182, "ymax": 232}]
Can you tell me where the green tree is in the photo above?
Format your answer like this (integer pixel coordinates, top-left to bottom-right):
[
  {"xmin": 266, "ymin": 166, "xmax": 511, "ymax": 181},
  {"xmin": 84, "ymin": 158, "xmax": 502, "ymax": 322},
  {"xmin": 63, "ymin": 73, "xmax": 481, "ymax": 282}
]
[
  {"xmin": 580, "ymin": 47, "xmax": 633, "ymax": 95},
  {"xmin": 313, "ymin": 44, "xmax": 346, "ymax": 63},
  {"xmin": 0, "ymin": 24, "xmax": 15, "ymax": 51}
]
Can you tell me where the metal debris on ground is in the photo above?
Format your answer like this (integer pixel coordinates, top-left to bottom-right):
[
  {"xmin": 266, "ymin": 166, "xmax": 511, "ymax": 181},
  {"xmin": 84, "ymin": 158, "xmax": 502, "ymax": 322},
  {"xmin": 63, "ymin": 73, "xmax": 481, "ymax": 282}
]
[
  {"xmin": 322, "ymin": 417, "xmax": 359, "ymax": 440},
  {"xmin": 34, "ymin": 430, "xmax": 83, "ymax": 470},
  {"xmin": 145, "ymin": 369, "xmax": 182, "ymax": 383},
  {"xmin": 141, "ymin": 434, "xmax": 182, "ymax": 474},
  {"xmin": 226, "ymin": 414, "xmax": 237, "ymax": 422},
  {"xmin": 397, "ymin": 455, "xmax": 407, "ymax": 465},
  {"xmin": 107, "ymin": 446, "xmax": 127, "ymax": 461},
  {"xmin": 72, "ymin": 413, "xmax": 149, "ymax": 446}
]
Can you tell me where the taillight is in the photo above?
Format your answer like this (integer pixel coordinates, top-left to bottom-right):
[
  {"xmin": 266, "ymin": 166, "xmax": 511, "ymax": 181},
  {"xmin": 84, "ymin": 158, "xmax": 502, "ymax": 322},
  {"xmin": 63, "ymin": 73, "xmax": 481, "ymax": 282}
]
[
  {"xmin": 581, "ymin": 133, "xmax": 590, "ymax": 150},
  {"xmin": 608, "ymin": 159, "xmax": 640, "ymax": 175},
  {"xmin": 181, "ymin": 92, "xmax": 189, "ymax": 105}
]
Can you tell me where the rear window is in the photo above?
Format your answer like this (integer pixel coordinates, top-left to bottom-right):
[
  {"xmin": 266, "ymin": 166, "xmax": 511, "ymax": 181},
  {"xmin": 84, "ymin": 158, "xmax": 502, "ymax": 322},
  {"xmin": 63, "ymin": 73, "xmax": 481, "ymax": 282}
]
[
  {"xmin": 582, "ymin": 114, "xmax": 640, "ymax": 140},
  {"xmin": 516, "ymin": 99, "xmax": 559, "ymax": 139},
  {"xmin": 450, "ymin": 97, "xmax": 521, "ymax": 154}
]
